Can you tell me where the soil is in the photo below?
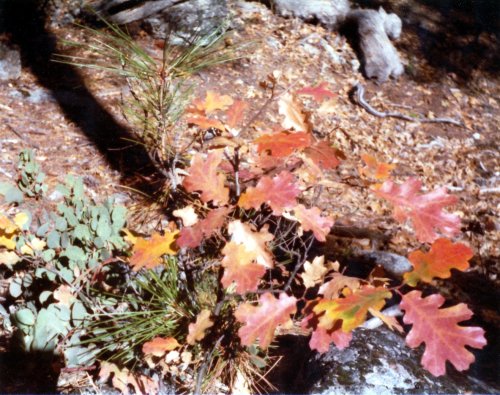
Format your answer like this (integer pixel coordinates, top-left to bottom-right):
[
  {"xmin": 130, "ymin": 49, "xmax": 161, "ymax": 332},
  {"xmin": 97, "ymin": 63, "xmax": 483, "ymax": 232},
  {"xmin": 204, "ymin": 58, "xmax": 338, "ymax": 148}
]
[{"xmin": 0, "ymin": 0, "xmax": 498, "ymax": 393}]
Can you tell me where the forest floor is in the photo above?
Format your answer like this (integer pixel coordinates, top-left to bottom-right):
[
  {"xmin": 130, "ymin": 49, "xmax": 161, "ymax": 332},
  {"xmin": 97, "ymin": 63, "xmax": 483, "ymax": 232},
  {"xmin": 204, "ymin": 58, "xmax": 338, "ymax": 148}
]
[{"xmin": 0, "ymin": 0, "xmax": 498, "ymax": 392}]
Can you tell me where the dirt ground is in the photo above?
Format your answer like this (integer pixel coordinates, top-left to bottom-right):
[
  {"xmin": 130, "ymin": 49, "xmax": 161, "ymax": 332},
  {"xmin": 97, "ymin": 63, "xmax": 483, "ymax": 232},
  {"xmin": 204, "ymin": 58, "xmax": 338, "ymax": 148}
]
[{"xmin": 0, "ymin": 0, "xmax": 498, "ymax": 391}]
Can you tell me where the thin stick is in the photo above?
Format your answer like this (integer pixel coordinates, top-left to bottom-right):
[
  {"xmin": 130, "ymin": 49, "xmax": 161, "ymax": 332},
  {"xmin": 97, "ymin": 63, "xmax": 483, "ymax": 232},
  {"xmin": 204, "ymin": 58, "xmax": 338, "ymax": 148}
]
[{"xmin": 353, "ymin": 83, "xmax": 464, "ymax": 127}]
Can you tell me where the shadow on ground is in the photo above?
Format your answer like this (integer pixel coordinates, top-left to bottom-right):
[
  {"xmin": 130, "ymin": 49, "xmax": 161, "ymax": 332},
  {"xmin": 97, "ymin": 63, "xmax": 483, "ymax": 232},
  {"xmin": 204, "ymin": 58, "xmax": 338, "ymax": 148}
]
[
  {"xmin": 1, "ymin": 0, "xmax": 165, "ymax": 197},
  {"xmin": 354, "ymin": 0, "xmax": 499, "ymax": 83}
]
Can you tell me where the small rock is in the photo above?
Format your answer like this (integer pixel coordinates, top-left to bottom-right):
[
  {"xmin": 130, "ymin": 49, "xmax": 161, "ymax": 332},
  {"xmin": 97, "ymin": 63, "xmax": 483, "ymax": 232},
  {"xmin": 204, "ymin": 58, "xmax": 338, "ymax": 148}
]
[
  {"xmin": 0, "ymin": 42, "xmax": 21, "ymax": 80},
  {"xmin": 48, "ymin": 190, "xmax": 64, "ymax": 202}
]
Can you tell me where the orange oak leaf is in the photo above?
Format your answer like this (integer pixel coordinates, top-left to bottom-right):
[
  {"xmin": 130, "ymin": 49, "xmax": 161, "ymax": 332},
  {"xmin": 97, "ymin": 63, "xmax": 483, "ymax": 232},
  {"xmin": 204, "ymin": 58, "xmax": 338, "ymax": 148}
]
[
  {"xmin": 187, "ymin": 309, "xmax": 214, "ymax": 345},
  {"xmin": 183, "ymin": 150, "xmax": 229, "ymax": 206},
  {"xmin": 129, "ymin": 231, "xmax": 178, "ymax": 271},
  {"xmin": 203, "ymin": 91, "xmax": 234, "ymax": 113},
  {"xmin": 293, "ymin": 204, "xmax": 334, "ymax": 242},
  {"xmin": 296, "ymin": 82, "xmax": 336, "ymax": 102},
  {"xmin": 359, "ymin": 154, "xmax": 395, "ymax": 180},
  {"xmin": 309, "ymin": 327, "xmax": 352, "ymax": 353},
  {"xmin": 303, "ymin": 141, "xmax": 341, "ymax": 170},
  {"xmin": 186, "ymin": 115, "xmax": 226, "ymax": 131},
  {"xmin": 227, "ymin": 220, "xmax": 274, "ymax": 268},
  {"xmin": 373, "ymin": 178, "xmax": 461, "ymax": 243},
  {"xmin": 142, "ymin": 337, "xmax": 180, "ymax": 357},
  {"xmin": 400, "ymin": 290, "xmax": 486, "ymax": 376},
  {"xmin": 238, "ymin": 171, "xmax": 300, "ymax": 215},
  {"xmin": 235, "ymin": 292, "xmax": 297, "ymax": 349},
  {"xmin": 255, "ymin": 131, "xmax": 311, "ymax": 158},
  {"xmin": 190, "ymin": 90, "xmax": 234, "ymax": 114},
  {"xmin": 226, "ymin": 100, "xmax": 248, "ymax": 128},
  {"xmin": 278, "ymin": 93, "xmax": 312, "ymax": 132},
  {"xmin": 404, "ymin": 238, "xmax": 473, "ymax": 286},
  {"xmin": 314, "ymin": 286, "xmax": 392, "ymax": 332},
  {"xmin": 177, "ymin": 207, "xmax": 230, "ymax": 248},
  {"xmin": 221, "ymin": 241, "xmax": 266, "ymax": 293},
  {"xmin": 368, "ymin": 307, "xmax": 403, "ymax": 333},
  {"xmin": 318, "ymin": 273, "xmax": 361, "ymax": 300}
]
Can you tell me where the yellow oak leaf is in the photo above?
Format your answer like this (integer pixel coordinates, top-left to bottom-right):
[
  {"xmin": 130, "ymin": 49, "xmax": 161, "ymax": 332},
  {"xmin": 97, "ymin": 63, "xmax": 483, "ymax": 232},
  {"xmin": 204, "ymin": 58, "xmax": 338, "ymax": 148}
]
[
  {"xmin": 187, "ymin": 309, "xmax": 214, "ymax": 345},
  {"xmin": 227, "ymin": 220, "xmax": 274, "ymax": 268},
  {"xmin": 302, "ymin": 255, "xmax": 329, "ymax": 288},
  {"xmin": 0, "ymin": 251, "xmax": 20, "ymax": 266},
  {"xmin": 0, "ymin": 214, "xmax": 19, "ymax": 250}
]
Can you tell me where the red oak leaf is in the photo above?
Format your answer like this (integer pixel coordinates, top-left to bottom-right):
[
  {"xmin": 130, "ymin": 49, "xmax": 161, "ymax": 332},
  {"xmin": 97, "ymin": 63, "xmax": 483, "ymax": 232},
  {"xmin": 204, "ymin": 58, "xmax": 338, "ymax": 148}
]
[
  {"xmin": 314, "ymin": 286, "xmax": 392, "ymax": 332},
  {"xmin": 297, "ymin": 82, "xmax": 336, "ymax": 102},
  {"xmin": 226, "ymin": 100, "xmax": 248, "ymax": 128},
  {"xmin": 221, "ymin": 241, "xmax": 266, "ymax": 293},
  {"xmin": 235, "ymin": 292, "xmax": 297, "ymax": 349},
  {"xmin": 309, "ymin": 327, "xmax": 352, "ymax": 353},
  {"xmin": 400, "ymin": 290, "xmax": 486, "ymax": 376},
  {"xmin": 255, "ymin": 131, "xmax": 311, "ymax": 158},
  {"xmin": 404, "ymin": 238, "xmax": 473, "ymax": 286},
  {"xmin": 293, "ymin": 204, "xmax": 334, "ymax": 242},
  {"xmin": 238, "ymin": 171, "xmax": 300, "ymax": 215},
  {"xmin": 278, "ymin": 93, "xmax": 312, "ymax": 132},
  {"xmin": 177, "ymin": 207, "xmax": 230, "ymax": 248},
  {"xmin": 373, "ymin": 178, "xmax": 461, "ymax": 243},
  {"xmin": 303, "ymin": 141, "xmax": 341, "ymax": 170},
  {"xmin": 183, "ymin": 150, "xmax": 229, "ymax": 206},
  {"xmin": 359, "ymin": 153, "xmax": 395, "ymax": 180},
  {"xmin": 129, "ymin": 231, "xmax": 178, "ymax": 271}
]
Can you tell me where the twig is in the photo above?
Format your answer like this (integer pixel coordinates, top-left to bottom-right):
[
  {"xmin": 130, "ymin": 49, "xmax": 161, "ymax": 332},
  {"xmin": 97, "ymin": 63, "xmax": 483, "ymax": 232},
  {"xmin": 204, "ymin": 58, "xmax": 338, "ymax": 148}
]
[
  {"xmin": 330, "ymin": 223, "xmax": 390, "ymax": 242},
  {"xmin": 194, "ymin": 335, "xmax": 224, "ymax": 395},
  {"xmin": 7, "ymin": 124, "xmax": 40, "ymax": 149},
  {"xmin": 353, "ymin": 83, "xmax": 464, "ymax": 127}
]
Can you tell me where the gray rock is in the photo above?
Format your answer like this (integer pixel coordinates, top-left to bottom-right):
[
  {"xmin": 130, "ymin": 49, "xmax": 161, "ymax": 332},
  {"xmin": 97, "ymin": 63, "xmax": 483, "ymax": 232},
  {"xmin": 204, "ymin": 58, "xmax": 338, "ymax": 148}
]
[
  {"xmin": 346, "ymin": 7, "xmax": 404, "ymax": 82},
  {"xmin": 270, "ymin": 327, "xmax": 498, "ymax": 394},
  {"xmin": 0, "ymin": 42, "xmax": 21, "ymax": 80},
  {"xmin": 272, "ymin": 0, "xmax": 351, "ymax": 30},
  {"xmin": 273, "ymin": 0, "xmax": 350, "ymax": 30},
  {"xmin": 143, "ymin": 0, "xmax": 228, "ymax": 44}
]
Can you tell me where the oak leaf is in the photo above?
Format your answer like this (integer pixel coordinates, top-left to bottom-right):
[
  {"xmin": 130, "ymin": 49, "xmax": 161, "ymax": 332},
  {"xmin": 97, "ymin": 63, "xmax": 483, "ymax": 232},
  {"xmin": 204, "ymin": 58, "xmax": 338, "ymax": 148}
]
[
  {"xmin": 129, "ymin": 231, "xmax": 179, "ymax": 271},
  {"xmin": 187, "ymin": 309, "xmax": 214, "ymax": 345},
  {"xmin": 228, "ymin": 220, "xmax": 274, "ymax": 268},
  {"xmin": 318, "ymin": 273, "xmax": 361, "ymax": 299},
  {"xmin": 296, "ymin": 82, "xmax": 336, "ymax": 102},
  {"xmin": 183, "ymin": 150, "xmax": 229, "ymax": 206},
  {"xmin": 278, "ymin": 93, "xmax": 312, "ymax": 132},
  {"xmin": 314, "ymin": 285, "xmax": 392, "ymax": 332},
  {"xmin": 221, "ymin": 241, "xmax": 266, "ymax": 293},
  {"xmin": 173, "ymin": 205, "xmax": 199, "ymax": 227},
  {"xmin": 302, "ymin": 255, "xmax": 329, "ymax": 288},
  {"xmin": 359, "ymin": 154, "xmax": 395, "ymax": 180},
  {"xmin": 177, "ymin": 207, "xmax": 230, "ymax": 248},
  {"xmin": 400, "ymin": 290, "xmax": 486, "ymax": 376},
  {"xmin": 99, "ymin": 361, "xmax": 158, "ymax": 395},
  {"xmin": 235, "ymin": 292, "xmax": 297, "ymax": 349},
  {"xmin": 255, "ymin": 131, "xmax": 311, "ymax": 158},
  {"xmin": 309, "ymin": 327, "xmax": 352, "ymax": 353},
  {"xmin": 373, "ymin": 178, "xmax": 460, "ymax": 243},
  {"xmin": 0, "ymin": 251, "xmax": 20, "ymax": 266},
  {"xmin": 226, "ymin": 100, "xmax": 248, "ymax": 128},
  {"xmin": 189, "ymin": 90, "xmax": 234, "ymax": 114},
  {"xmin": 303, "ymin": 141, "xmax": 341, "ymax": 170},
  {"xmin": 186, "ymin": 115, "xmax": 226, "ymax": 131},
  {"xmin": 404, "ymin": 238, "xmax": 473, "ymax": 286},
  {"xmin": 293, "ymin": 204, "xmax": 334, "ymax": 242},
  {"xmin": 238, "ymin": 171, "xmax": 299, "ymax": 215},
  {"xmin": 0, "ymin": 213, "xmax": 19, "ymax": 250},
  {"xmin": 142, "ymin": 337, "xmax": 179, "ymax": 357}
]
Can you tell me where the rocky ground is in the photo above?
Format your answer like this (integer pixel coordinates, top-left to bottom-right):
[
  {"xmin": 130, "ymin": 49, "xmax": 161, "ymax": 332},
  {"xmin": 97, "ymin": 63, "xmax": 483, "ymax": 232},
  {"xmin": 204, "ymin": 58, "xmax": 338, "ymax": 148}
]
[{"xmin": 0, "ymin": 0, "xmax": 498, "ymax": 393}]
